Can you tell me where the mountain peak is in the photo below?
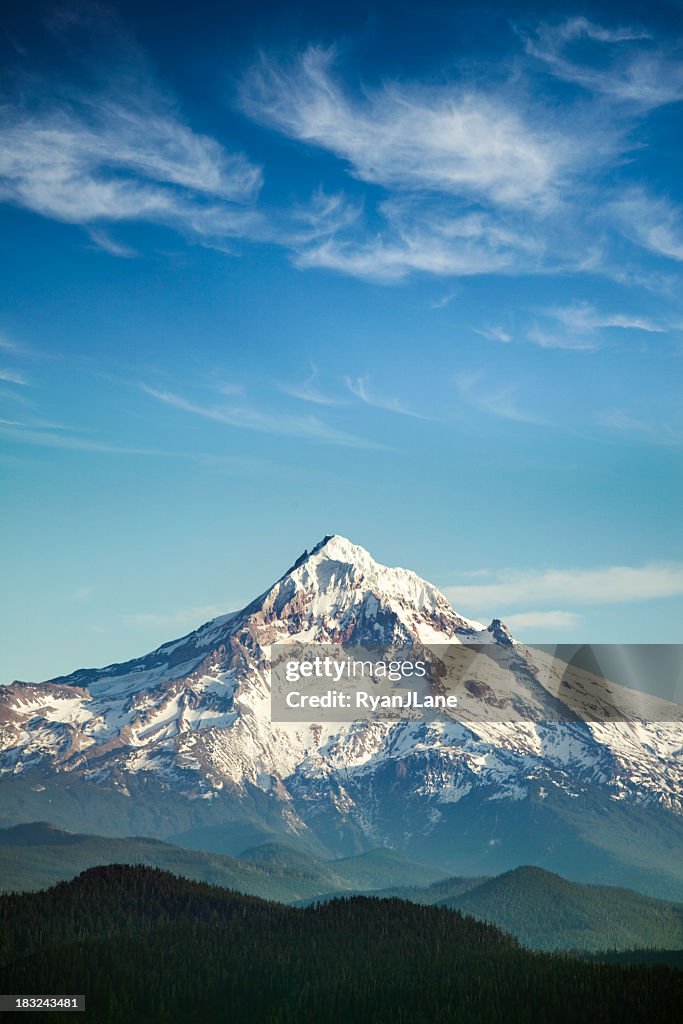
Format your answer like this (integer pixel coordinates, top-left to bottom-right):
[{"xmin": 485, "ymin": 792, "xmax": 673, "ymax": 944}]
[
  {"xmin": 288, "ymin": 535, "xmax": 376, "ymax": 570},
  {"xmin": 306, "ymin": 534, "xmax": 387, "ymax": 572},
  {"xmin": 487, "ymin": 618, "xmax": 514, "ymax": 647},
  {"xmin": 310, "ymin": 534, "xmax": 363, "ymax": 560},
  {"xmin": 266, "ymin": 535, "xmax": 486, "ymax": 643}
]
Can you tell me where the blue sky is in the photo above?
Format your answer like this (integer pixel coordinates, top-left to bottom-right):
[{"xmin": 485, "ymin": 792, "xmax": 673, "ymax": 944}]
[{"xmin": 1, "ymin": 0, "xmax": 682, "ymax": 683}]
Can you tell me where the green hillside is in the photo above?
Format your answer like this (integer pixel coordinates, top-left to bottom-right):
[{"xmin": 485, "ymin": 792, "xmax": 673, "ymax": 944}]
[
  {"xmin": 441, "ymin": 866, "xmax": 683, "ymax": 951},
  {"xmin": 1, "ymin": 865, "xmax": 681, "ymax": 1024},
  {"xmin": 4, "ymin": 824, "xmax": 683, "ymax": 956}
]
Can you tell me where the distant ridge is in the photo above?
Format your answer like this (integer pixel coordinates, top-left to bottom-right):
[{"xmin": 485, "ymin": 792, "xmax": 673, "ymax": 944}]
[{"xmin": 2, "ymin": 822, "xmax": 683, "ymax": 953}]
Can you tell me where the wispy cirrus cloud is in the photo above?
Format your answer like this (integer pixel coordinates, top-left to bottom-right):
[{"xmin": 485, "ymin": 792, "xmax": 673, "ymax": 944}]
[
  {"xmin": 0, "ymin": 368, "xmax": 31, "ymax": 386},
  {"xmin": 291, "ymin": 195, "xmax": 544, "ymax": 282},
  {"xmin": 474, "ymin": 326, "xmax": 512, "ymax": 343},
  {"xmin": 278, "ymin": 365, "xmax": 343, "ymax": 407},
  {"xmin": 0, "ymin": 333, "xmax": 40, "ymax": 359},
  {"xmin": 346, "ymin": 375, "xmax": 429, "ymax": 419},
  {"xmin": 237, "ymin": 28, "xmax": 683, "ymax": 291},
  {"xmin": 0, "ymin": 97, "xmax": 261, "ymax": 233},
  {"xmin": 444, "ymin": 562, "xmax": 683, "ymax": 610},
  {"xmin": 0, "ymin": 418, "xmax": 272, "ymax": 467},
  {"xmin": 596, "ymin": 409, "xmax": 682, "ymax": 446},
  {"xmin": 286, "ymin": 188, "xmax": 363, "ymax": 245},
  {"xmin": 503, "ymin": 609, "xmax": 582, "ymax": 631},
  {"xmin": 526, "ymin": 326, "xmax": 599, "ymax": 352},
  {"xmin": 521, "ymin": 17, "xmax": 683, "ymax": 109},
  {"xmin": 544, "ymin": 302, "xmax": 667, "ymax": 334},
  {"xmin": 523, "ymin": 300, "xmax": 668, "ymax": 351},
  {"xmin": 454, "ymin": 372, "xmax": 544, "ymax": 424},
  {"xmin": 2, "ymin": 10, "xmax": 681, "ymax": 301},
  {"xmin": 142, "ymin": 384, "xmax": 385, "ymax": 449},
  {"xmin": 0, "ymin": 14, "xmax": 263, "ymax": 252},
  {"xmin": 611, "ymin": 191, "xmax": 683, "ymax": 262},
  {"xmin": 430, "ymin": 291, "xmax": 458, "ymax": 310},
  {"xmin": 86, "ymin": 228, "xmax": 138, "ymax": 258},
  {"xmin": 0, "ymin": 387, "xmax": 34, "ymax": 406},
  {"xmin": 241, "ymin": 45, "xmax": 579, "ymax": 209},
  {"xmin": 237, "ymin": 41, "xmax": 642, "ymax": 285},
  {"xmin": 0, "ymin": 420, "xmax": 177, "ymax": 456}
]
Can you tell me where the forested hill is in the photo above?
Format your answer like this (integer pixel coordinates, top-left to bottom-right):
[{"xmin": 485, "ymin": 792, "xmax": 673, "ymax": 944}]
[{"xmin": 1, "ymin": 865, "xmax": 682, "ymax": 1024}]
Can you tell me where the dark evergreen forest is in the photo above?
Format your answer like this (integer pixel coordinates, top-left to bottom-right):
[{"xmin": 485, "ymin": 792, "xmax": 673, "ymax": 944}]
[{"xmin": 1, "ymin": 865, "xmax": 681, "ymax": 1023}]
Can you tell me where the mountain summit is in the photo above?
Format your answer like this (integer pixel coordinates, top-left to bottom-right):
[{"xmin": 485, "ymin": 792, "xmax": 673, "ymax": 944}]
[
  {"xmin": 1, "ymin": 536, "xmax": 682, "ymax": 896},
  {"xmin": 257, "ymin": 533, "xmax": 487, "ymax": 645},
  {"xmin": 31, "ymin": 535, "xmax": 488, "ymax": 699}
]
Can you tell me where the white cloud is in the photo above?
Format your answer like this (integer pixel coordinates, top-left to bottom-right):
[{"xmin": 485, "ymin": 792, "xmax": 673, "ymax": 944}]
[
  {"xmin": 293, "ymin": 228, "xmax": 508, "ymax": 281},
  {"xmin": 241, "ymin": 45, "xmax": 579, "ymax": 209},
  {"xmin": 279, "ymin": 382, "xmax": 341, "ymax": 406},
  {"xmin": 2, "ymin": 17, "xmax": 679, "ymax": 295},
  {"xmin": 545, "ymin": 302, "xmax": 666, "ymax": 334},
  {"xmin": 596, "ymin": 409, "xmax": 682, "ymax": 446},
  {"xmin": 212, "ymin": 381, "xmax": 246, "ymax": 399},
  {"xmin": 430, "ymin": 291, "xmax": 458, "ymax": 310},
  {"xmin": 286, "ymin": 189, "xmax": 363, "ymax": 244},
  {"xmin": 0, "ymin": 420, "xmax": 275, "ymax": 467},
  {"xmin": 503, "ymin": 610, "xmax": 582, "ymax": 630},
  {"xmin": 0, "ymin": 421, "xmax": 179, "ymax": 456},
  {"xmin": 444, "ymin": 563, "xmax": 683, "ymax": 611},
  {"xmin": 0, "ymin": 333, "xmax": 39, "ymax": 359},
  {"xmin": 0, "ymin": 368, "xmax": 30, "ymax": 385},
  {"xmin": 474, "ymin": 326, "xmax": 512, "ymax": 343},
  {"xmin": 524, "ymin": 300, "xmax": 668, "ymax": 351},
  {"xmin": 240, "ymin": 45, "xmax": 633, "ymax": 285},
  {"xmin": 0, "ymin": 103, "xmax": 261, "ymax": 229},
  {"xmin": 454, "ymin": 372, "xmax": 544, "ymax": 424},
  {"xmin": 597, "ymin": 410, "xmax": 654, "ymax": 437},
  {"xmin": 0, "ymin": 29, "xmax": 263, "ymax": 252},
  {"xmin": 346, "ymin": 375, "xmax": 429, "ymax": 419},
  {"xmin": 522, "ymin": 17, "xmax": 683, "ymax": 109},
  {"xmin": 87, "ymin": 228, "xmax": 138, "ymax": 257},
  {"xmin": 277, "ymin": 364, "xmax": 344, "ymax": 407},
  {"xmin": 142, "ymin": 384, "xmax": 386, "ymax": 449},
  {"xmin": 612, "ymin": 191, "xmax": 683, "ymax": 262},
  {"xmin": 292, "ymin": 197, "xmax": 542, "ymax": 282},
  {"xmin": 0, "ymin": 387, "xmax": 34, "ymax": 406},
  {"xmin": 526, "ymin": 326, "xmax": 599, "ymax": 351},
  {"xmin": 547, "ymin": 19, "xmax": 650, "ymax": 44}
]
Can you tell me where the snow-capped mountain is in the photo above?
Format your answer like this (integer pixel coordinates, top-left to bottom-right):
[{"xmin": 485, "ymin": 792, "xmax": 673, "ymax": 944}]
[{"xmin": 1, "ymin": 536, "xmax": 682, "ymax": 896}]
